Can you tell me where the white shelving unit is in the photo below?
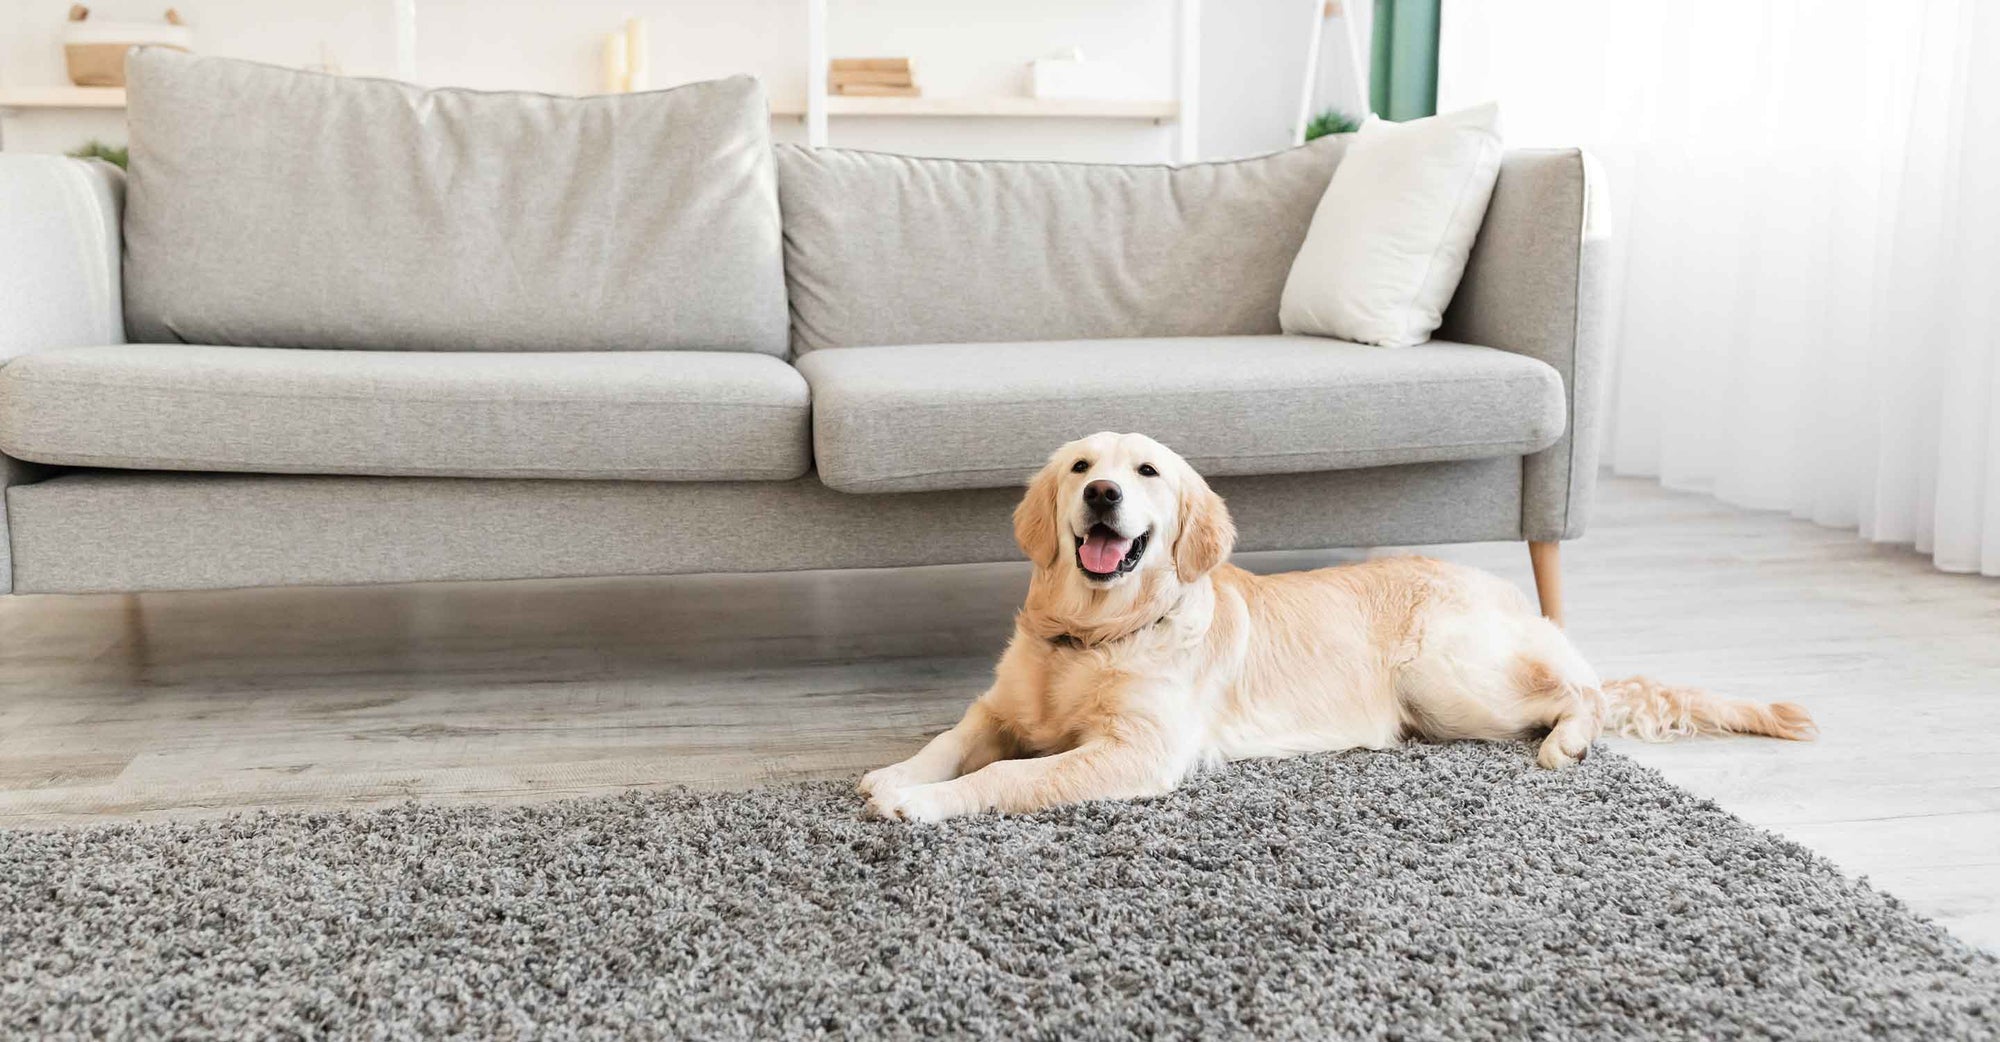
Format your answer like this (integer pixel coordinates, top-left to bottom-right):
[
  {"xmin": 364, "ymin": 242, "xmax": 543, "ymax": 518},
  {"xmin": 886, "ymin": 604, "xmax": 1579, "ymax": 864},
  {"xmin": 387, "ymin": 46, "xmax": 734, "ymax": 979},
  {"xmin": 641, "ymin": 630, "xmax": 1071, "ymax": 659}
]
[
  {"xmin": 0, "ymin": 86, "xmax": 127, "ymax": 112},
  {"xmin": 798, "ymin": 0, "xmax": 1200, "ymax": 161},
  {"xmin": 769, "ymin": 94, "xmax": 1178, "ymax": 122},
  {"xmin": 0, "ymin": 85, "xmax": 1181, "ymax": 123},
  {"xmin": 3, "ymin": 3, "xmax": 1204, "ymax": 156}
]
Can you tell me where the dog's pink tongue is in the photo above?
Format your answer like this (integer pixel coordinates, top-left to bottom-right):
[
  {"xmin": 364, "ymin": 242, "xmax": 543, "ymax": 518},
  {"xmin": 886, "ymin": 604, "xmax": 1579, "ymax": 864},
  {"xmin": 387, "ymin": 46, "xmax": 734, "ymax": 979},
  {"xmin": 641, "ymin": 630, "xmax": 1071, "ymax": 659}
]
[{"xmin": 1079, "ymin": 530, "xmax": 1133, "ymax": 573}]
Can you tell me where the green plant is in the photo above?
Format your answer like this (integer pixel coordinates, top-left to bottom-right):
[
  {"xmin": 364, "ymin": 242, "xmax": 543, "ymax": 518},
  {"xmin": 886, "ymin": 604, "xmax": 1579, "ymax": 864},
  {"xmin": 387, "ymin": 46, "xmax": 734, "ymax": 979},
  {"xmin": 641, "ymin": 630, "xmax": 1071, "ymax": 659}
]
[
  {"xmin": 67, "ymin": 139, "xmax": 128, "ymax": 169},
  {"xmin": 1304, "ymin": 109, "xmax": 1361, "ymax": 141}
]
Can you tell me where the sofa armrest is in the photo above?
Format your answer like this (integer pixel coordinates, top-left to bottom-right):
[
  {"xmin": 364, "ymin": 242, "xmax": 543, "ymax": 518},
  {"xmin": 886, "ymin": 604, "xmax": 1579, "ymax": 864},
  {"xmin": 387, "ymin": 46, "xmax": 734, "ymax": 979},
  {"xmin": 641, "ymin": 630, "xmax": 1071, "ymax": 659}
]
[
  {"xmin": 1439, "ymin": 148, "xmax": 1610, "ymax": 541},
  {"xmin": 0, "ymin": 155, "xmax": 125, "ymax": 592}
]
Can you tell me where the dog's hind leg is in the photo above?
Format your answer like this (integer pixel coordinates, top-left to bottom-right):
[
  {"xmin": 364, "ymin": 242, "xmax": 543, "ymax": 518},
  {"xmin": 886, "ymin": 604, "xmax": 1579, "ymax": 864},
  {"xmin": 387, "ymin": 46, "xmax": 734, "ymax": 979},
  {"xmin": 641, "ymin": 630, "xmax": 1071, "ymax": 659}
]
[
  {"xmin": 1393, "ymin": 601, "xmax": 1605, "ymax": 767},
  {"xmin": 1518, "ymin": 654, "xmax": 1607, "ymax": 769}
]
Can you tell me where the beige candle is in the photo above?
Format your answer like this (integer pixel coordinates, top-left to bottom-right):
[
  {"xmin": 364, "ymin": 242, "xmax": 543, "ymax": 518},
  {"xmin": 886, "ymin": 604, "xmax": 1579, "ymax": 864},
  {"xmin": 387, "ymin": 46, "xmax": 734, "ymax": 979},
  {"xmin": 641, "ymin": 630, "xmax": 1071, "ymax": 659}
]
[
  {"xmin": 602, "ymin": 30, "xmax": 628, "ymax": 93},
  {"xmin": 624, "ymin": 17, "xmax": 649, "ymax": 92}
]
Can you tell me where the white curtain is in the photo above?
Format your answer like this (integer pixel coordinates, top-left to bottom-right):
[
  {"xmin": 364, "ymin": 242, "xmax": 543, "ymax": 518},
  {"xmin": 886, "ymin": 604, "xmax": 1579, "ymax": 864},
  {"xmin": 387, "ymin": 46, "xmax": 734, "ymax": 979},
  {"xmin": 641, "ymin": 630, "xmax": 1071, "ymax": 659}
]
[{"xmin": 1439, "ymin": 0, "xmax": 2000, "ymax": 576}]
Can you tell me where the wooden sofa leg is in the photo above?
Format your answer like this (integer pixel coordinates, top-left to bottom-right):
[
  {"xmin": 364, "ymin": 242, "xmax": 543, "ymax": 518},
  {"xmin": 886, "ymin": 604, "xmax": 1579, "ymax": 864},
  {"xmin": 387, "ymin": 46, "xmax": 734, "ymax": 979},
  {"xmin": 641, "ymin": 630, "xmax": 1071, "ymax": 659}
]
[{"xmin": 1528, "ymin": 540, "xmax": 1563, "ymax": 627}]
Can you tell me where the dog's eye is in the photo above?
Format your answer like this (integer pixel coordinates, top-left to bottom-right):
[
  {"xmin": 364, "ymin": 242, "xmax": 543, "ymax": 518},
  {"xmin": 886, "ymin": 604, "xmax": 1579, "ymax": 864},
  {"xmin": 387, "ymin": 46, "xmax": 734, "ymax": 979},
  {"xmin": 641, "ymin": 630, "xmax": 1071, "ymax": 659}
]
[
  {"xmin": 1070, "ymin": 459, "xmax": 1089, "ymax": 473},
  {"xmin": 1137, "ymin": 464, "xmax": 1159, "ymax": 477}
]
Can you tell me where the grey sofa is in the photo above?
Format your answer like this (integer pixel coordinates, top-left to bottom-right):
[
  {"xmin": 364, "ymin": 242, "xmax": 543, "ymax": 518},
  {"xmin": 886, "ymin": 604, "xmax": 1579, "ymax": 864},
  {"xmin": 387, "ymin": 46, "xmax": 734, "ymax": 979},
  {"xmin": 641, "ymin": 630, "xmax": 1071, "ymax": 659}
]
[{"xmin": 0, "ymin": 51, "xmax": 1604, "ymax": 610}]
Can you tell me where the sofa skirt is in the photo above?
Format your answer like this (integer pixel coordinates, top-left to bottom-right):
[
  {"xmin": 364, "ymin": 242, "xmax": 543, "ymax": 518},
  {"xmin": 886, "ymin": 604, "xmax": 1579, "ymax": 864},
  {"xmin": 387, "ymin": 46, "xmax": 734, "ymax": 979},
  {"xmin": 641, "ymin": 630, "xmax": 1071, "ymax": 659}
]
[{"xmin": 4, "ymin": 457, "xmax": 1523, "ymax": 595}]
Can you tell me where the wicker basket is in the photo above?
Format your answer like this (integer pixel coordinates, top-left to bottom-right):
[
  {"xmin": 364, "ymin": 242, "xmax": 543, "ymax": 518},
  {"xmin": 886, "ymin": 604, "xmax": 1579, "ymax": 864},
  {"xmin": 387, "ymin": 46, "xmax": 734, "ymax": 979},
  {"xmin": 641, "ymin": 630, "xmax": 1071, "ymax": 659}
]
[{"xmin": 61, "ymin": 5, "xmax": 192, "ymax": 88}]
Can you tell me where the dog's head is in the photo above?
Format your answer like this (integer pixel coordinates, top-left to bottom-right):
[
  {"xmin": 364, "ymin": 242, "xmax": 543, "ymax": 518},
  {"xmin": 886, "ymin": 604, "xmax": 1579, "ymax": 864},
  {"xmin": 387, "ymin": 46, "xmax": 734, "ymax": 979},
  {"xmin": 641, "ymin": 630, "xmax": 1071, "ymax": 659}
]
[{"xmin": 1013, "ymin": 432, "xmax": 1236, "ymax": 589}]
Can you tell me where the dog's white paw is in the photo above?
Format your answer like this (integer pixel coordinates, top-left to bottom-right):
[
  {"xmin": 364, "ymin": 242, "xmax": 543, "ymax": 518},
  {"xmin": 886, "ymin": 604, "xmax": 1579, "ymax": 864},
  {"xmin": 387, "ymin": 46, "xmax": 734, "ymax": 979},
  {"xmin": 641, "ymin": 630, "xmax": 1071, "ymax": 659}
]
[
  {"xmin": 1536, "ymin": 731, "xmax": 1592, "ymax": 769},
  {"xmin": 857, "ymin": 764, "xmax": 912, "ymax": 799},
  {"xmin": 866, "ymin": 783, "xmax": 957, "ymax": 823}
]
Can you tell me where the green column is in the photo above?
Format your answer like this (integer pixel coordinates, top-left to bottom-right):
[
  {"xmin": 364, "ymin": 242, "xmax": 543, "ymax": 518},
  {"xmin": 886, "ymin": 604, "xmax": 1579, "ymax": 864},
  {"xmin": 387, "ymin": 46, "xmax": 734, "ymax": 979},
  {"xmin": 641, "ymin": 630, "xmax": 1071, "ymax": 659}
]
[{"xmin": 1370, "ymin": 0, "xmax": 1440, "ymax": 121}]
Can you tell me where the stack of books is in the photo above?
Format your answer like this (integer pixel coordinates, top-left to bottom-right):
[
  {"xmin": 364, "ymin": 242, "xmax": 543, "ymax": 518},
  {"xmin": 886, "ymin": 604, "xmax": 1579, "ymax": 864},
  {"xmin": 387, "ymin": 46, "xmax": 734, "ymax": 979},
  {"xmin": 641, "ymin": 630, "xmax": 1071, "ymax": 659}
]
[{"xmin": 829, "ymin": 57, "xmax": 918, "ymax": 97}]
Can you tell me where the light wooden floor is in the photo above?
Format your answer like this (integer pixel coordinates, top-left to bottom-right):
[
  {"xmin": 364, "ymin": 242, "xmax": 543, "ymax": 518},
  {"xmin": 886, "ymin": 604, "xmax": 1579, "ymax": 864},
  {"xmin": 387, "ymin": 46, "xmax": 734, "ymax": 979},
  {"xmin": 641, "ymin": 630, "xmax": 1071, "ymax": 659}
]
[{"xmin": 1, "ymin": 477, "xmax": 1995, "ymax": 950}]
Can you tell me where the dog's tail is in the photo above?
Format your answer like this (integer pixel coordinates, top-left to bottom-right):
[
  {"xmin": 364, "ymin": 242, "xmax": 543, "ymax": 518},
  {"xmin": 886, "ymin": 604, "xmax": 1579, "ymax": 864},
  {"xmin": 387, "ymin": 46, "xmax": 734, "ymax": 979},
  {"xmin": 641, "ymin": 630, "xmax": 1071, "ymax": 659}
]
[{"xmin": 1600, "ymin": 676, "xmax": 1817, "ymax": 742}]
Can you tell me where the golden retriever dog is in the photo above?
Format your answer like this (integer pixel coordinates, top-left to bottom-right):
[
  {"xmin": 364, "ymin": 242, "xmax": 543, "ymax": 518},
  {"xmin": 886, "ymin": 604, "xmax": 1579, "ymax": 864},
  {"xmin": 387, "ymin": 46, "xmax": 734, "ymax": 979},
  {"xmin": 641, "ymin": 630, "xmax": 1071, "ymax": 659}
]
[{"xmin": 860, "ymin": 431, "xmax": 1815, "ymax": 822}]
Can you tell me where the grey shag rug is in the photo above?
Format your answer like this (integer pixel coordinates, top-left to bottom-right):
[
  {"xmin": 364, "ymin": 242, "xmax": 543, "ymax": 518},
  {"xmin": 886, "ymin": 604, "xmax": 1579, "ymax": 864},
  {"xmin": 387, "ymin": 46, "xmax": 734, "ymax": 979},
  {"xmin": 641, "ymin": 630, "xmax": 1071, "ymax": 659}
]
[{"xmin": 4, "ymin": 745, "xmax": 1997, "ymax": 1041}]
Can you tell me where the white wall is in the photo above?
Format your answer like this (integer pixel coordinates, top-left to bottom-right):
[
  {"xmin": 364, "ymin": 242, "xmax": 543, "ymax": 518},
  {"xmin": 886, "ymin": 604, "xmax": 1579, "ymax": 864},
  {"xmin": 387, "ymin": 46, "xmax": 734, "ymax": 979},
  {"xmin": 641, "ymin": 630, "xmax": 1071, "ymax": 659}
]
[
  {"xmin": 1, "ymin": 0, "xmax": 1355, "ymax": 161},
  {"xmin": 1201, "ymin": 0, "xmax": 1370, "ymax": 159}
]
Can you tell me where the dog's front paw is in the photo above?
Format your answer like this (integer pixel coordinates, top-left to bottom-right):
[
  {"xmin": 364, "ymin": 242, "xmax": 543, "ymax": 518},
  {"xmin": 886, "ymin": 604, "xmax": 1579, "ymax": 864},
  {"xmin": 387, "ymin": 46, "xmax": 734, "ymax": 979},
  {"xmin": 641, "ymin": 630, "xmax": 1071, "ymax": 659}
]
[
  {"xmin": 866, "ymin": 783, "xmax": 958, "ymax": 823},
  {"xmin": 857, "ymin": 764, "xmax": 912, "ymax": 799}
]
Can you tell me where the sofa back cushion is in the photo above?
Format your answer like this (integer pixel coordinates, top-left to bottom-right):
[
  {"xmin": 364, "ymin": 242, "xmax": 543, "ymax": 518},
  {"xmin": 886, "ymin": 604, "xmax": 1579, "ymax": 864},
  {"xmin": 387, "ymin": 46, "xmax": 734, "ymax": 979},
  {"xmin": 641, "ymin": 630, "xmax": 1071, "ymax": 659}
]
[
  {"xmin": 777, "ymin": 140, "xmax": 1347, "ymax": 354},
  {"xmin": 123, "ymin": 50, "xmax": 788, "ymax": 354}
]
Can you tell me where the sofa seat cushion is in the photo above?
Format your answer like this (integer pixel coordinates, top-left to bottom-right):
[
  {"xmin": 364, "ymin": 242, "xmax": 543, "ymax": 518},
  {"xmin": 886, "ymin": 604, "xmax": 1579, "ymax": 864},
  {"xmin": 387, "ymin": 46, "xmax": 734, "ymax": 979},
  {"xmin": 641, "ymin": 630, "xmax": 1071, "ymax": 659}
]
[
  {"xmin": 796, "ymin": 336, "xmax": 1565, "ymax": 493},
  {"xmin": 0, "ymin": 345, "xmax": 810, "ymax": 481}
]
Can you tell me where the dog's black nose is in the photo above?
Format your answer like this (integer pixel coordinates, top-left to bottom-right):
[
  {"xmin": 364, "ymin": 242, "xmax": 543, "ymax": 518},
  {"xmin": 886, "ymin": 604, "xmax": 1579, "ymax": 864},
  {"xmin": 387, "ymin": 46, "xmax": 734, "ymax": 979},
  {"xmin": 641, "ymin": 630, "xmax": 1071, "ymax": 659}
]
[{"xmin": 1082, "ymin": 479, "xmax": 1122, "ymax": 515}]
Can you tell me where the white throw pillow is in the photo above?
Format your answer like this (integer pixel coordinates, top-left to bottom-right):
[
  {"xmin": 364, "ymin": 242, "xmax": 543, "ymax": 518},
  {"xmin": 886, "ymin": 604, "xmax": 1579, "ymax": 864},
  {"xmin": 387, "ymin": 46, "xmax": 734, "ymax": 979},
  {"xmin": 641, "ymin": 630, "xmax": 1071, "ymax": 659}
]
[{"xmin": 1279, "ymin": 102, "xmax": 1504, "ymax": 347}]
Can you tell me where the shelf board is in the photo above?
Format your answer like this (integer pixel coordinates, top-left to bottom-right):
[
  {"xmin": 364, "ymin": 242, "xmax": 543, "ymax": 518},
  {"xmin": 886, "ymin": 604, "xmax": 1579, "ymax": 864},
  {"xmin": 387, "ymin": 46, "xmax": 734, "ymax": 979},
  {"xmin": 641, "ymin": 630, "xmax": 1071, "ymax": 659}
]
[
  {"xmin": 0, "ymin": 86, "xmax": 128, "ymax": 110},
  {"xmin": 0, "ymin": 86, "xmax": 1179, "ymax": 124},
  {"xmin": 772, "ymin": 95, "xmax": 1178, "ymax": 122}
]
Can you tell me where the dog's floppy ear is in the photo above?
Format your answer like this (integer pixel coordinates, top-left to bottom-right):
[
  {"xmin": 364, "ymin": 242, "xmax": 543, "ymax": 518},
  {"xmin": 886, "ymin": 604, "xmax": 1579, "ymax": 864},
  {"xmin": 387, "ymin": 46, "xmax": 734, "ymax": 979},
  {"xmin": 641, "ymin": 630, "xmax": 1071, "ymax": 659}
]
[
  {"xmin": 1173, "ymin": 469, "xmax": 1236, "ymax": 582},
  {"xmin": 1013, "ymin": 457, "xmax": 1064, "ymax": 569}
]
